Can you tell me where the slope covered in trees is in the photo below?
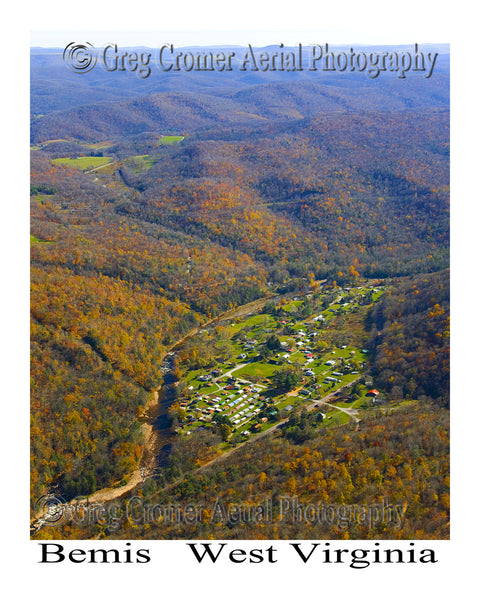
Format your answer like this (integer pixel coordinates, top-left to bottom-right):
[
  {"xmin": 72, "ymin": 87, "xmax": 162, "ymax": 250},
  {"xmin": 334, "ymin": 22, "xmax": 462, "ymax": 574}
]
[
  {"xmin": 37, "ymin": 402, "xmax": 449, "ymax": 540},
  {"xmin": 367, "ymin": 270, "xmax": 450, "ymax": 407}
]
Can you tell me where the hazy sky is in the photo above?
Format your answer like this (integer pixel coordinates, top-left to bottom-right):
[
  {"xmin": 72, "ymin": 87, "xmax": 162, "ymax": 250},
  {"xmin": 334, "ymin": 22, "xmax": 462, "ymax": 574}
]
[
  {"xmin": 28, "ymin": 0, "xmax": 451, "ymax": 47},
  {"xmin": 30, "ymin": 29, "xmax": 448, "ymax": 48}
]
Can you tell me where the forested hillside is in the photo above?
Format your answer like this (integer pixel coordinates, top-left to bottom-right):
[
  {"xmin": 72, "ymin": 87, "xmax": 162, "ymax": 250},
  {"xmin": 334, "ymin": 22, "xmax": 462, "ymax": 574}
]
[
  {"xmin": 367, "ymin": 271, "xmax": 449, "ymax": 406},
  {"xmin": 35, "ymin": 403, "xmax": 449, "ymax": 540},
  {"xmin": 30, "ymin": 45, "xmax": 449, "ymax": 538}
]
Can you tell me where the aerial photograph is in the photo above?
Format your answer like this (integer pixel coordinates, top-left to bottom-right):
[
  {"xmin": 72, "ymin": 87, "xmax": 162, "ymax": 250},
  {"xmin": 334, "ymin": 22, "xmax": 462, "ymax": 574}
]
[{"xmin": 29, "ymin": 34, "xmax": 450, "ymax": 543}]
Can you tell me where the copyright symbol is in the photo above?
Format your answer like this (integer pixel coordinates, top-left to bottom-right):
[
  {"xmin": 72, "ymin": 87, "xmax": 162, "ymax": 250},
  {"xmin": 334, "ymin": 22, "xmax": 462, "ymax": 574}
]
[
  {"xmin": 63, "ymin": 42, "xmax": 97, "ymax": 73},
  {"xmin": 35, "ymin": 494, "xmax": 69, "ymax": 526}
]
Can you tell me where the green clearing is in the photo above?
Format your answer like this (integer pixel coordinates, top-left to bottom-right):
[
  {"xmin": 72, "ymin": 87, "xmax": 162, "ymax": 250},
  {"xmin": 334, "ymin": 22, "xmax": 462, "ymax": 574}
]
[
  {"xmin": 234, "ymin": 361, "xmax": 282, "ymax": 380},
  {"xmin": 333, "ymin": 397, "xmax": 365, "ymax": 410},
  {"xmin": 30, "ymin": 234, "xmax": 52, "ymax": 244},
  {"xmin": 32, "ymin": 139, "xmax": 115, "ymax": 151},
  {"xmin": 323, "ymin": 410, "xmax": 351, "ymax": 427},
  {"xmin": 390, "ymin": 398, "xmax": 417, "ymax": 408},
  {"xmin": 280, "ymin": 300, "xmax": 303, "ymax": 313},
  {"xmin": 82, "ymin": 141, "xmax": 115, "ymax": 150},
  {"xmin": 51, "ymin": 156, "xmax": 113, "ymax": 171},
  {"xmin": 228, "ymin": 313, "xmax": 276, "ymax": 336},
  {"xmin": 159, "ymin": 135, "xmax": 184, "ymax": 145},
  {"xmin": 31, "ymin": 195, "xmax": 48, "ymax": 204},
  {"xmin": 126, "ymin": 155, "xmax": 157, "ymax": 172},
  {"xmin": 277, "ymin": 396, "xmax": 301, "ymax": 411},
  {"xmin": 135, "ymin": 155, "xmax": 155, "ymax": 170}
]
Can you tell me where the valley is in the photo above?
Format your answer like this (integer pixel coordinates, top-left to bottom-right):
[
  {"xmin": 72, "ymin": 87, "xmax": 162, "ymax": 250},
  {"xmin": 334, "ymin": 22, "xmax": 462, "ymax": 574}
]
[{"xmin": 30, "ymin": 44, "xmax": 450, "ymax": 540}]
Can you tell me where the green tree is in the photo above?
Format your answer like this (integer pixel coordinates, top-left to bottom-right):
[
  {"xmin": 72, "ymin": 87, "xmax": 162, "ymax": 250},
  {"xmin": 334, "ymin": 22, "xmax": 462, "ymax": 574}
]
[
  {"xmin": 219, "ymin": 423, "xmax": 232, "ymax": 441},
  {"xmin": 272, "ymin": 366, "xmax": 301, "ymax": 391}
]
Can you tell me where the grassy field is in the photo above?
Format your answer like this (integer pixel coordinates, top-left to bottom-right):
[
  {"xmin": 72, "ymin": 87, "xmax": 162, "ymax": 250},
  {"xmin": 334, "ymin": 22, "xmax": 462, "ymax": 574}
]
[
  {"xmin": 32, "ymin": 139, "xmax": 115, "ymax": 151},
  {"xmin": 127, "ymin": 155, "xmax": 157, "ymax": 172},
  {"xmin": 323, "ymin": 410, "xmax": 351, "ymax": 427},
  {"xmin": 31, "ymin": 195, "xmax": 48, "ymax": 204},
  {"xmin": 30, "ymin": 234, "xmax": 52, "ymax": 244},
  {"xmin": 280, "ymin": 300, "xmax": 303, "ymax": 313},
  {"xmin": 228, "ymin": 313, "xmax": 275, "ymax": 336},
  {"xmin": 51, "ymin": 156, "xmax": 113, "ymax": 171},
  {"xmin": 159, "ymin": 135, "xmax": 184, "ymax": 144},
  {"xmin": 235, "ymin": 361, "xmax": 281, "ymax": 380},
  {"xmin": 81, "ymin": 141, "xmax": 115, "ymax": 150}
]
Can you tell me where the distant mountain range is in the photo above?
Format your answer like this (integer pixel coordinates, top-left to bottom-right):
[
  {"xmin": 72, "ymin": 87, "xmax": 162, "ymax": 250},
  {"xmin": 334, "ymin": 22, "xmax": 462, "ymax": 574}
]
[{"xmin": 31, "ymin": 45, "xmax": 449, "ymax": 143}]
